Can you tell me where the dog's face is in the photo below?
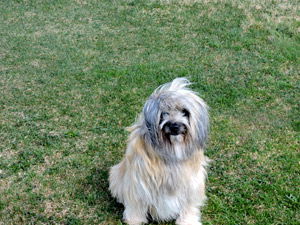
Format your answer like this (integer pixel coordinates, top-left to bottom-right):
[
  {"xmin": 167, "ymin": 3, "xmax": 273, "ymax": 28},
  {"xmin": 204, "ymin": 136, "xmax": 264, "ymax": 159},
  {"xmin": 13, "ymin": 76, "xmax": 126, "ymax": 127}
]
[
  {"xmin": 141, "ymin": 78, "xmax": 209, "ymax": 163},
  {"xmin": 160, "ymin": 108, "xmax": 189, "ymax": 138}
]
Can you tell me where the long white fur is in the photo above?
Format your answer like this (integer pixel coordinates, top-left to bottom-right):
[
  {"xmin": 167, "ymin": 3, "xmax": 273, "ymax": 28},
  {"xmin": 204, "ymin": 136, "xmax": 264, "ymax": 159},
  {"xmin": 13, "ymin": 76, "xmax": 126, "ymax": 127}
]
[{"xmin": 109, "ymin": 78, "xmax": 210, "ymax": 225}]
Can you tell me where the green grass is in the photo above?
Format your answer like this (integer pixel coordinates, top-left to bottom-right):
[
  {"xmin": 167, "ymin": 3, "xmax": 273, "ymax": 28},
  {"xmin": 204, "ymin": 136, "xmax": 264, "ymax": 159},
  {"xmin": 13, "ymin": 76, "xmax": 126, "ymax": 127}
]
[{"xmin": 0, "ymin": 0, "xmax": 299, "ymax": 224}]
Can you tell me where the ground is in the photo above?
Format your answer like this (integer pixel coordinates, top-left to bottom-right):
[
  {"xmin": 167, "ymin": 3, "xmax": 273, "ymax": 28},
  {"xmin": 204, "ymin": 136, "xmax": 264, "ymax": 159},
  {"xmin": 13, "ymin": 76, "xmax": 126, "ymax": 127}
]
[{"xmin": 0, "ymin": 0, "xmax": 299, "ymax": 224}]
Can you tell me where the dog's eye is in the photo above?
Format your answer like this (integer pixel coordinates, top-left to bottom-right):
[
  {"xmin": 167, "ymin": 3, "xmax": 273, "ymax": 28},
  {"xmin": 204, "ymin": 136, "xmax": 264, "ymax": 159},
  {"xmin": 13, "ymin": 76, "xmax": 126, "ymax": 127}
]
[
  {"xmin": 161, "ymin": 112, "xmax": 168, "ymax": 118},
  {"xmin": 182, "ymin": 109, "xmax": 189, "ymax": 117},
  {"xmin": 160, "ymin": 112, "xmax": 168, "ymax": 124}
]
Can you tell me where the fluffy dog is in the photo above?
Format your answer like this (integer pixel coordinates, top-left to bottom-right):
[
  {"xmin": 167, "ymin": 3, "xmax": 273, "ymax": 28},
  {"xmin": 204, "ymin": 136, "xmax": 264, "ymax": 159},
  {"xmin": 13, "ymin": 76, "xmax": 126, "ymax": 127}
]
[{"xmin": 109, "ymin": 78, "xmax": 210, "ymax": 225}]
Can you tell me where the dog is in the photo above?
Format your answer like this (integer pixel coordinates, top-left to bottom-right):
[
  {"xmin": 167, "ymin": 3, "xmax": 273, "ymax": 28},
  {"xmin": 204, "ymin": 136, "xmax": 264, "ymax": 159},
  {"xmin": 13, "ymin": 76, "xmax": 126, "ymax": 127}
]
[{"xmin": 109, "ymin": 78, "xmax": 210, "ymax": 225}]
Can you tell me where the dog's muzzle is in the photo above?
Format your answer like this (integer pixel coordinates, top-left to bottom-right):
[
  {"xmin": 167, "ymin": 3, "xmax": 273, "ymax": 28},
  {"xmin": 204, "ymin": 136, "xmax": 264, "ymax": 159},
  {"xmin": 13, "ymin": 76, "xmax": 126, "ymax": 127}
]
[{"xmin": 163, "ymin": 122, "xmax": 186, "ymax": 136}]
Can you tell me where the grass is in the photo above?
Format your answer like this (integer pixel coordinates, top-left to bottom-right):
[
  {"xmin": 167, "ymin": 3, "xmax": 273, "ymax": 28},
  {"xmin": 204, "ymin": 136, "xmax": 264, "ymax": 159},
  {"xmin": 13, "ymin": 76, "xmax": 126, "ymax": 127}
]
[{"xmin": 0, "ymin": 0, "xmax": 299, "ymax": 224}]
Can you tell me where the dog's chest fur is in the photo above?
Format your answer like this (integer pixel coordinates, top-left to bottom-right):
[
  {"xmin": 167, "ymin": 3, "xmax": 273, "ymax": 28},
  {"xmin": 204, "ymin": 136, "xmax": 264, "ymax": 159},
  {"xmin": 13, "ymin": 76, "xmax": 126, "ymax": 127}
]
[
  {"xmin": 147, "ymin": 155, "xmax": 202, "ymax": 193},
  {"xmin": 153, "ymin": 164, "xmax": 181, "ymax": 195},
  {"xmin": 141, "ymin": 153, "xmax": 205, "ymax": 220}
]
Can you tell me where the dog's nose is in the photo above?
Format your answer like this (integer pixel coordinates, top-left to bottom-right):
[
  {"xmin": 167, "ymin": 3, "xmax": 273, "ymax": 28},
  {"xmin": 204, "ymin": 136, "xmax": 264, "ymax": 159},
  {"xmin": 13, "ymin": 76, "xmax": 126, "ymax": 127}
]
[
  {"xmin": 164, "ymin": 122, "xmax": 185, "ymax": 135},
  {"xmin": 169, "ymin": 123, "xmax": 180, "ymax": 135}
]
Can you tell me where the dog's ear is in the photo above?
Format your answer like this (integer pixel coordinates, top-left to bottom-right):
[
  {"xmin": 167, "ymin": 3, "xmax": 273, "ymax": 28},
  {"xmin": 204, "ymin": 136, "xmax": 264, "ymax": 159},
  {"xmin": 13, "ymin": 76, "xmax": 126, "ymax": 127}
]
[
  {"xmin": 186, "ymin": 94, "xmax": 209, "ymax": 149},
  {"xmin": 142, "ymin": 97, "xmax": 160, "ymax": 148},
  {"xmin": 195, "ymin": 98, "xmax": 209, "ymax": 148}
]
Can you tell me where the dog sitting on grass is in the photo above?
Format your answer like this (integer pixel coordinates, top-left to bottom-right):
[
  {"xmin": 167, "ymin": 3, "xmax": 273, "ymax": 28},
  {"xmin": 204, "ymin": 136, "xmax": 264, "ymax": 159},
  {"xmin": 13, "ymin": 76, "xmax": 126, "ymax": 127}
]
[{"xmin": 109, "ymin": 78, "xmax": 210, "ymax": 225}]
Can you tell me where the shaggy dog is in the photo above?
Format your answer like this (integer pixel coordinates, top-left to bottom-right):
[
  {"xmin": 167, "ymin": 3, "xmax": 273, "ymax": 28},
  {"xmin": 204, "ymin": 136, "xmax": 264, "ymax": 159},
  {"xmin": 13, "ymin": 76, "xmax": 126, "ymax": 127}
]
[{"xmin": 109, "ymin": 78, "xmax": 210, "ymax": 225}]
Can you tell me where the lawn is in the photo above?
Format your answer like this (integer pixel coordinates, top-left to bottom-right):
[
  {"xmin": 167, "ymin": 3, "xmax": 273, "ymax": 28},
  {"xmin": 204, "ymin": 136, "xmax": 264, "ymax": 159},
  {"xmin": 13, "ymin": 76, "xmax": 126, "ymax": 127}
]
[{"xmin": 0, "ymin": 0, "xmax": 299, "ymax": 224}]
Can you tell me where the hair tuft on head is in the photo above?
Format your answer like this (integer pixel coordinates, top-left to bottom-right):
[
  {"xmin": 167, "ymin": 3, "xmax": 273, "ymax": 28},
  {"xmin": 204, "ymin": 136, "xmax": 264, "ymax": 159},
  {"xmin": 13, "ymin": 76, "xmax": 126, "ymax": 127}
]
[{"xmin": 154, "ymin": 78, "xmax": 192, "ymax": 95}]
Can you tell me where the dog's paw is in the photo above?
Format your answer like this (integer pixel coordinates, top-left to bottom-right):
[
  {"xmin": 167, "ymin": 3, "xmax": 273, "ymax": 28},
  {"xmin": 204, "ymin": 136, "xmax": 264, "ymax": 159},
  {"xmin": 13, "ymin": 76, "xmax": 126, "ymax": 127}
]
[
  {"xmin": 176, "ymin": 214, "xmax": 202, "ymax": 225},
  {"xmin": 124, "ymin": 214, "xmax": 148, "ymax": 225}
]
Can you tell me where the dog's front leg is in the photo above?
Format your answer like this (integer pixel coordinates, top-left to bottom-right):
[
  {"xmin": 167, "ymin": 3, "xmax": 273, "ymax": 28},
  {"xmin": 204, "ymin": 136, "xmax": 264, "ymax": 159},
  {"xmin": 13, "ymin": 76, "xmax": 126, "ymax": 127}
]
[
  {"xmin": 123, "ymin": 202, "xmax": 148, "ymax": 225},
  {"xmin": 176, "ymin": 205, "xmax": 202, "ymax": 225}
]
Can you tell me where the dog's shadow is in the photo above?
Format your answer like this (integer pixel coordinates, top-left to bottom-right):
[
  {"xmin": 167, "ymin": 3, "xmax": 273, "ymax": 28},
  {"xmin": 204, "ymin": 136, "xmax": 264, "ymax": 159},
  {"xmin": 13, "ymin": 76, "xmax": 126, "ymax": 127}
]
[{"xmin": 75, "ymin": 167, "xmax": 124, "ymax": 221}]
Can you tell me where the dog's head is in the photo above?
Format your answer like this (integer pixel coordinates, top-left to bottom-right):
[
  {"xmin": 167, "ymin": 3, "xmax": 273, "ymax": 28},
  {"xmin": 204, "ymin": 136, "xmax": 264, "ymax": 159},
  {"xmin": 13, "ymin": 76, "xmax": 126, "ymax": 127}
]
[{"xmin": 141, "ymin": 78, "xmax": 209, "ymax": 163}]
